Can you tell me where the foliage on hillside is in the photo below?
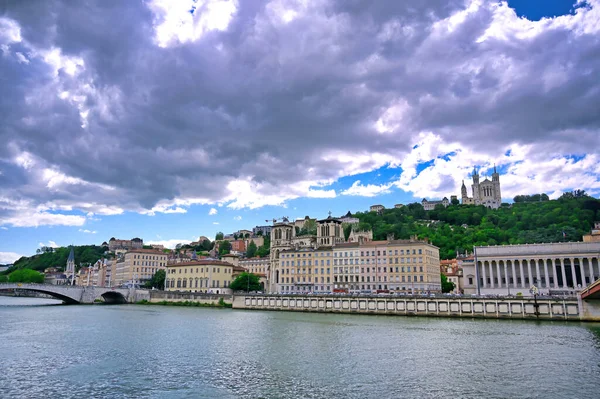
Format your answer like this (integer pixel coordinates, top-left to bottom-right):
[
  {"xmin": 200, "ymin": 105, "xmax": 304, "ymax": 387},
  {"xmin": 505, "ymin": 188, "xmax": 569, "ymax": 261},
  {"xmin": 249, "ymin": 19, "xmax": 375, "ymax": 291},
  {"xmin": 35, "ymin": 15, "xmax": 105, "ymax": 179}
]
[
  {"xmin": 3, "ymin": 245, "xmax": 108, "ymax": 274},
  {"xmin": 354, "ymin": 193, "xmax": 600, "ymax": 260}
]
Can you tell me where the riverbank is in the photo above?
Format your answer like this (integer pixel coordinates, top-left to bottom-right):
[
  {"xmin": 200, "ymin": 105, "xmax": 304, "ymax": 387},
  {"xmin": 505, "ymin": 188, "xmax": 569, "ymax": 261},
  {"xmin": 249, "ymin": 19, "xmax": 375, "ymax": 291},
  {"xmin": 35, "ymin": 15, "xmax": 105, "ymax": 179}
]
[{"xmin": 135, "ymin": 298, "xmax": 232, "ymax": 308}]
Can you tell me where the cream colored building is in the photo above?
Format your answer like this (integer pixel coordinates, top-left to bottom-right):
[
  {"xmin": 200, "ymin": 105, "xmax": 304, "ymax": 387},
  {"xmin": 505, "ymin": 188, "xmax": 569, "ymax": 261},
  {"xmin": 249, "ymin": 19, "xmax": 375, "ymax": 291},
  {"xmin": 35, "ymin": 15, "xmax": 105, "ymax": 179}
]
[
  {"xmin": 165, "ymin": 260, "xmax": 234, "ymax": 294},
  {"xmin": 113, "ymin": 249, "xmax": 167, "ymax": 287},
  {"xmin": 274, "ymin": 236, "xmax": 441, "ymax": 294},
  {"xmin": 583, "ymin": 222, "xmax": 600, "ymax": 242},
  {"xmin": 461, "ymin": 166, "xmax": 502, "ymax": 209},
  {"xmin": 370, "ymin": 204, "xmax": 385, "ymax": 213}
]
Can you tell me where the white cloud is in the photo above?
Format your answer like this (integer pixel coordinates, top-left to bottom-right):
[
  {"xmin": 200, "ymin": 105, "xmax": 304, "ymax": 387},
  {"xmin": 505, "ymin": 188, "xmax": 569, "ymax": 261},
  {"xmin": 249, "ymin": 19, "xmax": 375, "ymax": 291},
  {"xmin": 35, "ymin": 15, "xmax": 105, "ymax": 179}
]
[
  {"xmin": 146, "ymin": 238, "xmax": 191, "ymax": 249},
  {"xmin": 0, "ymin": 251, "xmax": 23, "ymax": 264},
  {"xmin": 393, "ymin": 135, "xmax": 600, "ymax": 200},
  {"xmin": 233, "ymin": 215, "xmax": 242, "ymax": 221},
  {"xmin": 39, "ymin": 241, "xmax": 59, "ymax": 248},
  {"xmin": 78, "ymin": 229, "xmax": 97, "ymax": 234},
  {"xmin": 0, "ymin": 227, "xmax": 7, "ymax": 230},
  {"xmin": 341, "ymin": 180, "xmax": 392, "ymax": 197},
  {"xmin": 209, "ymin": 207, "xmax": 218, "ymax": 215},
  {"xmin": 213, "ymin": 222, "xmax": 220, "ymax": 225},
  {"xmin": 2, "ymin": 212, "xmax": 86, "ymax": 228},
  {"xmin": 149, "ymin": 0, "xmax": 238, "ymax": 47}
]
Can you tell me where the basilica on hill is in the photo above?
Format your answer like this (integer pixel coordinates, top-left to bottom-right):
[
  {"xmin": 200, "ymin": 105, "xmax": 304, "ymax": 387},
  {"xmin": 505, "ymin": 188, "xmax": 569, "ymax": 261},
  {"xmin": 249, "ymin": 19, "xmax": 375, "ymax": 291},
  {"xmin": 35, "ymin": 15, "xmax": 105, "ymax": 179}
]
[{"xmin": 461, "ymin": 165, "xmax": 502, "ymax": 209}]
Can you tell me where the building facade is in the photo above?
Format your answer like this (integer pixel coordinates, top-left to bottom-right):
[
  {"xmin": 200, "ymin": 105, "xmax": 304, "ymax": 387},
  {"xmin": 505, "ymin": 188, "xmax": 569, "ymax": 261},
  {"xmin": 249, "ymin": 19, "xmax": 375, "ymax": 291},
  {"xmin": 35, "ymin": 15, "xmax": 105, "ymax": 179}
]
[
  {"xmin": 468, "ymin": 242, "xmax": 600, "ymax": 296},
  {"xmin": 461, "ymin": 166, "xmax": 502, "ymax": 209},
  {"xmin": 113, "ymin": 249, "xmax": 167, "ymax": 287},
  {"xmin": 252, "ymin": 225, "xmax": 272, "ymax": 236},
  {"xmin": 421, "ymin": 197, "xmax": 449, "ymax": 211},
  {"xmin": 239, "ymin": 257, "xmax": 269, "ymax": 275},
  {"xmin": 108, "ymin": 237, "xmax": 143, "ymax": 252},
  {"xmin": 165, "ymin": 260, "xmax": 234, "ymax": 294},
  {"xmin": 583, "ymin": 222, "xmax": 600, "ymax": 242},
  {"xmin": 370, "ymin": 205, "xmax": 385, "ymax": 213},
  {"xmin": 272, "ymin": 236, "xmax": 441, "ymax": 294}
]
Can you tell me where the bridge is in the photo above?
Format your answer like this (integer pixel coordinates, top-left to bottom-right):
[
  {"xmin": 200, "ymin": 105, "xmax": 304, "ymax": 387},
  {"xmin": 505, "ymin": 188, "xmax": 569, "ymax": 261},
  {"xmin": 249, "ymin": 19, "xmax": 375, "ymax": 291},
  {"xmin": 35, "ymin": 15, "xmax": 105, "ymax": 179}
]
[
  {"xmin": 580, "ymin": 277, "xmax": 600, "ymax": 300},
  {"xmin": 0, "ymin": 283, "xmax": 136, "ymax": 304}
]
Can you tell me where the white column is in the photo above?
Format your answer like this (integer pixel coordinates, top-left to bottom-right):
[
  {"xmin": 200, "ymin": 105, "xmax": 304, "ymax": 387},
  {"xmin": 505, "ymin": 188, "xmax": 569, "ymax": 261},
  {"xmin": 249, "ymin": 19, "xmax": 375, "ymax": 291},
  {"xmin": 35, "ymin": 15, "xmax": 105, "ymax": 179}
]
[
  {"xmin": 560, "ymin": 258, "xmax": 568, "ymax": 288},
  {"xmin": 527, "ymin": 260, "xmax": 533, "ymax": 287},
  {"xmin": 481, "ymin": 261, "xmax": 487, "ymax": 288},
  {"xmin": 496, "ymin": 262, "xmax": 502, "ymax": 288},
  {"xmin": 588, "ymin": 257, "xmax": 595, "ymax": 283},
  {"xmin": 489, "ymin": 262, "xmax": 494, "ymax": 288},
  {"xmin": 552, "ymin": 259, "xmax": 559, "ymax": 289},
  {"xmin": 579, "ymin": 258, "xmax": 586, "ymax": 288},
  {"xmin": 519, "ymin": 260, "xmax": 525, "ymax": 288},
  {"xmin": 511, "ymin": 260, "xmax": 517, "ymax": 288},
  {"xmin": 569, "ymin": 258, "xmax": 577, "ymax": 288},
  {"xmin": 544, "ymin": 259, "xmax": 550, "ymax": 288},
  {"xmin": 535, "ymin": 259, "xmax": 541, "ymax": 287}
]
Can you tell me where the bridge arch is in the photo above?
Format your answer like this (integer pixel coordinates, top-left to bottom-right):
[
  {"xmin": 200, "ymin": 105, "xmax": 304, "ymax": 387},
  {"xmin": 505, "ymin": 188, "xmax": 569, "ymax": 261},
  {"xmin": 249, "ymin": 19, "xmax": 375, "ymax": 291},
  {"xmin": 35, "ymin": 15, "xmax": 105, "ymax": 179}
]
[
  {"xmin": 97, "ymin": 290, "xmax": 128, "ymax": 304},
  {"xmin": 0, "ymin": 284, "xmax": 80, "ymax": 304}
]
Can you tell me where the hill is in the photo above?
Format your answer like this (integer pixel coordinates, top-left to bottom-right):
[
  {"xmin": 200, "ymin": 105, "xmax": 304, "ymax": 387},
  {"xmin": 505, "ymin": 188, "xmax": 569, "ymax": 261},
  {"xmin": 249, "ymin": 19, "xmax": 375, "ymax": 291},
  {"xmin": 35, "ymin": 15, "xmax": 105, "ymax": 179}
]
[
  {"xmin": 1, "ymin": 245, "xmax": 108, "ymax": 275},
  {"xmin": 353, "ymin": 193, "xmax": 600, "ymax": 259}
]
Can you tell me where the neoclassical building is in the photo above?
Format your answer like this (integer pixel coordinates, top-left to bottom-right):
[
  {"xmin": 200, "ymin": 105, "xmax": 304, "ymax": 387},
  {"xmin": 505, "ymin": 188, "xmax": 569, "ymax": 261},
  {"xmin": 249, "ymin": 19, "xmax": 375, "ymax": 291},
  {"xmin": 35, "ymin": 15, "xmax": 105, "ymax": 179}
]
[
  {"xmin": 463, "ymin": 242, "xmax": 600, "ymax": 296},
  {"xmin": 461, "ymin": 166, "xmax": 502, "ymax": 209}
]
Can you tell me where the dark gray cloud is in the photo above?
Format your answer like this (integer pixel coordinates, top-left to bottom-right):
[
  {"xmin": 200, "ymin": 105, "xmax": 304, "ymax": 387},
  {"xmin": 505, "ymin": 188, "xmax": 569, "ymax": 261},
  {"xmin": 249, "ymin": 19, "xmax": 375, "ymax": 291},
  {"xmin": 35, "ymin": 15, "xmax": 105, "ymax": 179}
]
[{"xmin": 0, "ymin": 0, "xmax": 599, "ymax": 224}]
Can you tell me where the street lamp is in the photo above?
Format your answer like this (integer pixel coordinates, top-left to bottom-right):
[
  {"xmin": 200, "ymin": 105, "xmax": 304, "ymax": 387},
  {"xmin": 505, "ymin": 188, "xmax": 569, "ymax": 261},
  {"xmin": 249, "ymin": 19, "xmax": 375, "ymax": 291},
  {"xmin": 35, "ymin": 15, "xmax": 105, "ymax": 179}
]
[{"xmin": 529, "ymin": 285, "xmax": 540, "ymax": 317}]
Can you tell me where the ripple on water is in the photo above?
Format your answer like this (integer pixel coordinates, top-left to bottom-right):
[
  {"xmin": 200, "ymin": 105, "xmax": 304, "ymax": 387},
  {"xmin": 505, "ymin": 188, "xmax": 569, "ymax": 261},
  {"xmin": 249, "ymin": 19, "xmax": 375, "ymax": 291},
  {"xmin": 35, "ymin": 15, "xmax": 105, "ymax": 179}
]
[{"xmin": 1, "ymin": 302, "xmax": 600, "ymax": 399}]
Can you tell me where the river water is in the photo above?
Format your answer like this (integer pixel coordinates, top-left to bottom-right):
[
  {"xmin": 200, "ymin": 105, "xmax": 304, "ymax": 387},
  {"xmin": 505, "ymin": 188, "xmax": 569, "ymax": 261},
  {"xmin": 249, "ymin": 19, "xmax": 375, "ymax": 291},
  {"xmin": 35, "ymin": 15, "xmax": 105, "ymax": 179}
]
[{"xmin": 1, "ymin": 296, "xmax": 600, "ymax": 399}]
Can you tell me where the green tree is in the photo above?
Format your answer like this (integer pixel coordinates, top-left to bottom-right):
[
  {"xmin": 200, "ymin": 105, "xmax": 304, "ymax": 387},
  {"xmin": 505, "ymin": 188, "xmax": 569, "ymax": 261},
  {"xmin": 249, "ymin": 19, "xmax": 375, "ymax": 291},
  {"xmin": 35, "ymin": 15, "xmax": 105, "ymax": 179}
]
[
  {"xmin": 441, "ymin": 274, "xmax": 455, "ymax": 293},
  {"xmin": 0, "ymin": 275, "xmax": 8, "ymax": 283},
  {"xmin": 246, "ymin": 241, "xmax": 257, "ymax": 258},
  {"xmin": 229, "ymin": 272, "xmax": 262, "ymax": 292},
  {"xmin": 144, "ymin": 269, "xmax": 166, "ymax": 289},
  {"xmin": 9, "ymin": 269, "xmax": 44, "ymax": 283},
  {"xmin": 218, "ymin": 240, "xmax": 232, "ymax": 255},
  {"xmin": 451, "ymin": 197, "xmax": 460, "ymax": 205},
  {"xmin": 215, "ymin": 232, "xmax": 224, "ymax": 240}
]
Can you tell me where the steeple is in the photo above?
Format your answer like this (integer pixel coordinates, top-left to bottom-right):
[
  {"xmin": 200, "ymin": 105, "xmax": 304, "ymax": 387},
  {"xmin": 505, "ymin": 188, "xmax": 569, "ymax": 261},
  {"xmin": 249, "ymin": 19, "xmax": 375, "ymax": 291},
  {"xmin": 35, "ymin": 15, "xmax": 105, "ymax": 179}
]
[
  {"xmin": 67, "ymin": 246, "xmax": 75, "ymax": 263},
  {"xmin": 493, "ymin": 163, "xmax": 497, "ymax": 174}
]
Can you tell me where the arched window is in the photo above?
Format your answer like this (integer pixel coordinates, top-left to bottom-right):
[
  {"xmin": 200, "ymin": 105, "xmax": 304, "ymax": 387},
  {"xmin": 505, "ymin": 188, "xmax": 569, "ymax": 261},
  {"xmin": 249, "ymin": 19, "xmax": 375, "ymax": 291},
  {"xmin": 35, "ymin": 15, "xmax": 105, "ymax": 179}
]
[
  {"xmin": 182, "ymin": 279, "xmax": 187, "ymax": 288},
  {"xmin": 177, "ymin": 279, "xmax": 181, "ymax": 288}
]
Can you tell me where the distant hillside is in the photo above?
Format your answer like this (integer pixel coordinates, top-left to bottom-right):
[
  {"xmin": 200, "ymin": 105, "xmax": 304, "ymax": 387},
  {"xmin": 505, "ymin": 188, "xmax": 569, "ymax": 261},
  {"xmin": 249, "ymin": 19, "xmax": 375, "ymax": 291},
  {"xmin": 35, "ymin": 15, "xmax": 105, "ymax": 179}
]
[
  {"xmin": 1, "ymin": 245, "xmax": 108, "ymax": 274},
  {"xmin": 353, "ymin": 193, "xmax": 600, "ymax": 259}
]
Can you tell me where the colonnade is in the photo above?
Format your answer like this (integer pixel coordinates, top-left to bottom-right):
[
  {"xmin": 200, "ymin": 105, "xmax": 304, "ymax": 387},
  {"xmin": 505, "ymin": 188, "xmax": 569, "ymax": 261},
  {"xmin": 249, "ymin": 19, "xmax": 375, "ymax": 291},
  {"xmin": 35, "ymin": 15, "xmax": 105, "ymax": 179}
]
[{"xmin": 477, "ymin": 257, "xmax": 600, "ymax": 291}]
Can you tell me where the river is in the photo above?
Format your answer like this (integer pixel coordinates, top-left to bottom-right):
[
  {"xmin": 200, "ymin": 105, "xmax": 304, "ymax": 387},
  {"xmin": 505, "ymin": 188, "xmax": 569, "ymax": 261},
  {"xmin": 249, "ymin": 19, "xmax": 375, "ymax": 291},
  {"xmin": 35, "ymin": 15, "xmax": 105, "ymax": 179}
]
[{"xmin": 1, "ymin": 296, "xmax": 600, "ymax": 398}]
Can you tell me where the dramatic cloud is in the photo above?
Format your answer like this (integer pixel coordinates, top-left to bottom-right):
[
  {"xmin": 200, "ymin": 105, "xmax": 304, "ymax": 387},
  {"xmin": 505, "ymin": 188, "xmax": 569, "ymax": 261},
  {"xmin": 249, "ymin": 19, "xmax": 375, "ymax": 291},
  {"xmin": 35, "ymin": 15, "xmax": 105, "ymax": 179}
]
[{"xmin": 1, "ymin": 0, "xmax": 599, "ymax": 227}]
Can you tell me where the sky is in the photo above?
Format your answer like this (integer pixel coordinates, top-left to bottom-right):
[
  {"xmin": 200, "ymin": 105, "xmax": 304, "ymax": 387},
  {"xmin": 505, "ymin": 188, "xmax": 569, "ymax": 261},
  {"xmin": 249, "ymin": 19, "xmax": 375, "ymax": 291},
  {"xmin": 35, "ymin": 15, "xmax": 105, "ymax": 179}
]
[{"xmin": 1, "ymin": 0, "xmax": 599, "ymax": 263}]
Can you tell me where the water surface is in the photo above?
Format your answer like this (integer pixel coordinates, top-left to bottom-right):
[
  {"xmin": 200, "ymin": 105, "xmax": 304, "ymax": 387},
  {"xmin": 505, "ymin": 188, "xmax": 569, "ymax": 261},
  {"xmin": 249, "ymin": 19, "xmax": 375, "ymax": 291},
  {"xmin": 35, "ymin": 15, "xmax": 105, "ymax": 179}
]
[{"xmin": 1, "ymin": 296, "xmax": 599, "ymax": 398}]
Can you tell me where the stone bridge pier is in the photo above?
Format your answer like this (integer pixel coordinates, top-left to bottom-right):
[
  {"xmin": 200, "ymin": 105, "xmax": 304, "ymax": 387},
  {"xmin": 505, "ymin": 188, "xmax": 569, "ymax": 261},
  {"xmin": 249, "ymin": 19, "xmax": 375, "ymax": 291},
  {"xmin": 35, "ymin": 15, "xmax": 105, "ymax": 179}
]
[{"xmin": 0, "ymin": 283, "xmax": 138, "ymax": 304}]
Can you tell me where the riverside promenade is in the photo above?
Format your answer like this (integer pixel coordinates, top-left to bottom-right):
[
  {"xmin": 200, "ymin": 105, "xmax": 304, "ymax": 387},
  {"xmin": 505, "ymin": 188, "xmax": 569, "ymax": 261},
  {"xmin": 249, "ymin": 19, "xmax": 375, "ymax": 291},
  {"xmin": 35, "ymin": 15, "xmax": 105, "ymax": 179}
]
[{"xmin": 232, "ymin": 293, "xmax": 600, "ymax": 321}]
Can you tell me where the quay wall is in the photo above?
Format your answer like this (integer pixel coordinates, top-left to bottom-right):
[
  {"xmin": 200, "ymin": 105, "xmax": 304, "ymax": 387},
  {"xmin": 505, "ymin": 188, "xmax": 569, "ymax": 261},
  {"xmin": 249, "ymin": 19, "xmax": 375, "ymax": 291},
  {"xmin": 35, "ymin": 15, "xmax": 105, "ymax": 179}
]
[
  {"xmin": 232, "ymin": 295, "xmax": 600, "ymax": 321},
  {"xmin": 147, "ymin": 290, "xmax": 232, "ymax": 305}
]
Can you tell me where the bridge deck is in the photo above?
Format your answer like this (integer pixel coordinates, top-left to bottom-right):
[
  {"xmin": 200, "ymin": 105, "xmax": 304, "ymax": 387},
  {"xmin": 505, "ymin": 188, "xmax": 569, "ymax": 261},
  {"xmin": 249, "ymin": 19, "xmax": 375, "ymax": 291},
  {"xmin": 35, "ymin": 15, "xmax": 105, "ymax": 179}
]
[{"xmin": 581, "ymin": 278, "xmax": 600, "ymax": 300}]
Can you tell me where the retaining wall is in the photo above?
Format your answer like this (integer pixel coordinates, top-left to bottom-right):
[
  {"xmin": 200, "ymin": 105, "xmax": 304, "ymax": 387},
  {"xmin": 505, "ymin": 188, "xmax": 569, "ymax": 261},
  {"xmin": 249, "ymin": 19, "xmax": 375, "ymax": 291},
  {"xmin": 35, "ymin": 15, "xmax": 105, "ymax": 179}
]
[{"xmin": 232, "ymin": 295, "xmax": 591, "ymax": 321}]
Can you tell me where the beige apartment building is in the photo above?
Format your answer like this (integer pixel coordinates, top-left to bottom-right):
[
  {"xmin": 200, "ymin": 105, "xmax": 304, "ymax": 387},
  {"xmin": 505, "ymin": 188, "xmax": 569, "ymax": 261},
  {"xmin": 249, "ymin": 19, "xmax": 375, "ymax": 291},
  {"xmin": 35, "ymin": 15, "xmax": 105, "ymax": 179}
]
[
  {"xmin": 165, "ymin": 260, "xmax": 234, "ymax": 294},
  {"xmin": 113, "ymin": 249, "xmax": 168, "ymax": 287},
  {"xmin": 274, "ymin": 238, "xmax": 441, "ymax": 294}
]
